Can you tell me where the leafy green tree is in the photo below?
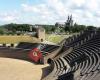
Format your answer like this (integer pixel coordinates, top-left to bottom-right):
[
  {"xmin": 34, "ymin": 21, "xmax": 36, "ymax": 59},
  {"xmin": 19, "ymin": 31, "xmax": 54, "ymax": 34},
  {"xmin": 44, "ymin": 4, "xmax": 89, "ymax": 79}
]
[
  {"xmin": 72, "ymin": 23, "xmax": 86, "ymax": 33},
  {"xmin": 51, "ymin": 26, "xmax": 56, "ymax": 32},
  {"xmin": 86, "ymin": 26, "xmax": 96, "ymax": 30},
  {"xmin": 43, "ymin": 25, "xmax": 55, "ymax": 33},
  {"xmin": 0, "ymin": 29, "xmax": 4, "ymax": 35}
]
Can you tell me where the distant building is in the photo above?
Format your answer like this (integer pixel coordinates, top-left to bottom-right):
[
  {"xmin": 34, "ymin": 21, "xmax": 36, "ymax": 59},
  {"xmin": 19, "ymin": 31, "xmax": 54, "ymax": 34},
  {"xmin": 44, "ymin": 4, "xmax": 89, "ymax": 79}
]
[
  {"xmin": 35, "ymin": 25, "xmax": 45, "ymax": 42},
  {"xmin": 56, "ymin": 22, "xmax": 65, "ymax": 28},
  {"xmin": 66, "ymin": 15, "xmax": 73, "ymax": 27},
  {"xmin": 56, "ymin": 15, "xmax": 74, "ymax": 29},
  {"xmin": 29, "ymin": 26, "xmax": 33, "ymax": 32}
]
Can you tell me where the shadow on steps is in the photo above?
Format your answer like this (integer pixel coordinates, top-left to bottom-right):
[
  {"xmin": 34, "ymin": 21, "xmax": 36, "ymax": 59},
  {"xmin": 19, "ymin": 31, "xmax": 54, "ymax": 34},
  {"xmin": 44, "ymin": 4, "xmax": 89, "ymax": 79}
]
[{"xmin": 41, "ymin": 65, "xmax": 52, "ymax": 80}]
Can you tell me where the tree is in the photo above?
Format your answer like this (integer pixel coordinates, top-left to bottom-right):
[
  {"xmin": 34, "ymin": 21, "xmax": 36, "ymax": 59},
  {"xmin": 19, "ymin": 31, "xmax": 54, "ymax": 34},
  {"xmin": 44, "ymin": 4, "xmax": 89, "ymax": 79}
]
[
  {"xmin": 42, "ymin": 25, "xmax": 55, "ymax": 33},
  {"xmin": 51, "ymin": 26, "xmax": 56, "ymax": 32},
  {"xmin": 0, "ymin": 28, "xmax": 4, "ymax": 35},
  {"xmin": 86, "ymin": 26, "xmax": 96, "ymax": 30},
  {"xmin": 72, "ymin": 23, "xmax": 86, "ymax": 33}
]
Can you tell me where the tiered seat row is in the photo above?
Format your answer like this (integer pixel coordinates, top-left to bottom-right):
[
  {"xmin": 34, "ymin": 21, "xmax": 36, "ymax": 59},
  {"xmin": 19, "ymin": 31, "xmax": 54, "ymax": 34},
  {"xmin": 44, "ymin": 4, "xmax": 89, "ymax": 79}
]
[
  {"xmin": 16, "ymin": 42, "xmax": 40, "ymax": 49},
  {"xmin": 60, "ymin": 29, "xmax": 96, "ymax": 47},
  {"xmin": 43, "ymin": 29, "xmax": 100, "ymax": 80},
  {"xmin": 16, "ymin": 42, "xmax": 60, "ymax": 57},
  {"xmin": 0, "ymin": 47, "xmax": 31, "ymax": 61},
  {"xmin": 58, "ymin": 31, "xmax": 100, "ymax": 79},
  {"xmin": 56, "ymin": 29, "xmax": 96, "ymax": 58}
]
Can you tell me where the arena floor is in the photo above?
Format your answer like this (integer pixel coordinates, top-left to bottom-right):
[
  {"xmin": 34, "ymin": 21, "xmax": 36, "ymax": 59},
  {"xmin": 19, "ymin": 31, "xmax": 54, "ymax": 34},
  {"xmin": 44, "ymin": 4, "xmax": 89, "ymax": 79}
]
[{"xmin": 0, "ymin": 58, "xmax": 49, "ymax": 80}]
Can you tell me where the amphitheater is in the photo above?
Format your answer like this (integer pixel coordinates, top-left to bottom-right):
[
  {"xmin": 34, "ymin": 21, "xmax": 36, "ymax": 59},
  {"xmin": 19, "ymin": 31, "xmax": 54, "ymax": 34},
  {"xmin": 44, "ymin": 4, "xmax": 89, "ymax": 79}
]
[{"xmin": 0, "ymin": 28, "xmax": 100, "ymax": 80}]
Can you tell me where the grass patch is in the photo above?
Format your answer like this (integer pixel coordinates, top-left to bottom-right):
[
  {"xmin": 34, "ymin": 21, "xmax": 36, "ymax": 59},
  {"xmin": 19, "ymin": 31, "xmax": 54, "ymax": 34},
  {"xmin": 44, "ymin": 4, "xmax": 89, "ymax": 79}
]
[
  {"xmin": 0, "ymin": 35, "xmax": 40, "ymax": 44},
  {"xmin": 46, "ymin": 34, "xmax": 72, "ymax": 43}
]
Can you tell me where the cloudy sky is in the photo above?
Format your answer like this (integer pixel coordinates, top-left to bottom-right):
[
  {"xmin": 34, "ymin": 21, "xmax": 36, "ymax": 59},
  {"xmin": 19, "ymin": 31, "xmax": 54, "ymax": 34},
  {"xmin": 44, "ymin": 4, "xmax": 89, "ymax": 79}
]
[{"xmin": 0, "ymin": 0, "xmax": 100, "ymax": 26}]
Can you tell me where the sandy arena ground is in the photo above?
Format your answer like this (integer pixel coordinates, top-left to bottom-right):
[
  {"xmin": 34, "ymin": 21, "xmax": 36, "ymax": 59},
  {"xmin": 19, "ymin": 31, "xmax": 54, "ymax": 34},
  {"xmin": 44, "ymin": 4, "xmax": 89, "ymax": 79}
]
[{"xmin": 0, "ymin": 58, "xmax": 49, "ymax": 80}]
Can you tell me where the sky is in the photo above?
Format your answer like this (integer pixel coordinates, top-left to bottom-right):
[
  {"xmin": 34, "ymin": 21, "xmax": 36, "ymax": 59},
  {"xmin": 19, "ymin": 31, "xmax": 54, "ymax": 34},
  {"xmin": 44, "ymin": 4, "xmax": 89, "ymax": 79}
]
[{"xmin": 0, "ymin": 0, "xmax": 100, "ymax": 27}]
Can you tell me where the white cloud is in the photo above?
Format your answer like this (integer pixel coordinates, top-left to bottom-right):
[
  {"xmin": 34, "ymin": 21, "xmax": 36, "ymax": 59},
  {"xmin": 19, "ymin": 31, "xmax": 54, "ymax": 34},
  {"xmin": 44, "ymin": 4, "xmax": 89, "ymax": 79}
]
[
  {"xmin": 0, "ymin": 11, "xmax": 20, "ymax": 23},
  {"xmin": 58, "ymin": 0, "xmax": 100, "ymax": 26},
  {"xmin": 1, "ymin": 0, "xmax": 100, "ymax": 26},
  {"xmin": 86, "ymin": 0, "xmax": 99, "ymax": 11},
  {"xmin": 22, "ymin": 4, "xmax": 50, "ymax": 15},
  {"xmin": 73, "ymin": 0, "xmax": 85, "ymax": 6},
  {"xmin": 21, "ymin": 4, "xmax": 40, "ymax": 13},
  {"xmin": 20, "ymin": 0, "xmax": 100, "ymax": 26},
  {"xmin": 45, "ymin": 0, "xmax": 68, "ymax": 16}
]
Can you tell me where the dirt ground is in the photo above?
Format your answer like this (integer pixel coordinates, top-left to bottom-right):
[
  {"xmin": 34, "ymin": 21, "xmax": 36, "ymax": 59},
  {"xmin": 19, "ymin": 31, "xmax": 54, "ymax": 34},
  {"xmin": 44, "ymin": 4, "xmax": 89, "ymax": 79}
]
[{"xmin": 0, "ymin": 58, "xmax": 49, "ymax": 80}]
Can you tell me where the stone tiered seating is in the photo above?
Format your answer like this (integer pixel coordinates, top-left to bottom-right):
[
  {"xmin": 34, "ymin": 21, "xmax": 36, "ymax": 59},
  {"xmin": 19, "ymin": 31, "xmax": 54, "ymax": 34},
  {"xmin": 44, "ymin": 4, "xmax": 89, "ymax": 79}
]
[
  {"xmin": 16, "ymin": 42, "xmax": 60, "ymax": 56},
  {"xmin": 0, "ymin": 47, "xmax": 31, "ymax": 61},
  {"xmin": 16, "ymin": 42, "xmax": 39, "ymax": 49},
  {"xmin": 42, "ymin": 44, "xmax": 60, "ymax": 53},
  {"xmin": 42, "ymin": 29, "xmax": 100, "ymax": 80},
  {"xmin": 56, "ymin": 29, "xmax": 96, "ymax": 58},
  {"xmin": 61, "ymin": 29, "xmax": 96, "ymax": 48}
]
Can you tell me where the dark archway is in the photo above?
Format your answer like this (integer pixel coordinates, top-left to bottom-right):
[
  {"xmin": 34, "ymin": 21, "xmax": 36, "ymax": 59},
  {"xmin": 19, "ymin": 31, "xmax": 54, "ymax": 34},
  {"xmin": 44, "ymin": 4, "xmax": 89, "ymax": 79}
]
[
  {"xmin": 11, "ymin": 44, "xmax": 14, "ymax": 47},
  {"xmin": 3, "ymin": 44, "xmax": 6, "ymax": 47},
  {"xmin": 47, "ymin": 58, "xmax": 52, "ymax": 64},
  {"xmin": 41, "ymin": 39, "xmax": 43, "ymax": 42}
]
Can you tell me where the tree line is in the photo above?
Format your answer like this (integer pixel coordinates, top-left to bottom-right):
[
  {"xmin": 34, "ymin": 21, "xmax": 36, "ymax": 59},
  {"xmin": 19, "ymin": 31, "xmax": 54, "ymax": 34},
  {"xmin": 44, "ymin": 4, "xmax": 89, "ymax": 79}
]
[
  {"xmin": 48, "ymin": 15, "xmax": 97, "ymax": 34},
  {"xmin": 0, "ymin": 15, "xmax": 98, "ymax": 35},
  {"xmin": 0, "ymin": 23, "xmax": 36, "ymax": 35}
]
